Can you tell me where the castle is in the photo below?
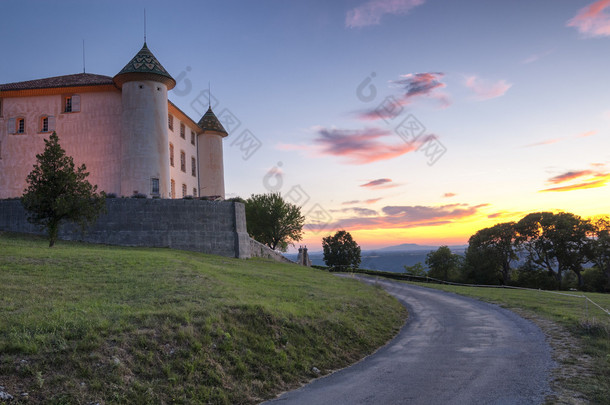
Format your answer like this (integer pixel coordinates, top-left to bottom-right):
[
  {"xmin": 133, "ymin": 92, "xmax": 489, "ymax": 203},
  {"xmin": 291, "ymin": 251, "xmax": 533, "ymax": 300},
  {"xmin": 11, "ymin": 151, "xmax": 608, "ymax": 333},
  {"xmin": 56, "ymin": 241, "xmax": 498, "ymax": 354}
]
[{"xmin": 0, "ymin": 42, "xmax": 227, "ymax": 200}]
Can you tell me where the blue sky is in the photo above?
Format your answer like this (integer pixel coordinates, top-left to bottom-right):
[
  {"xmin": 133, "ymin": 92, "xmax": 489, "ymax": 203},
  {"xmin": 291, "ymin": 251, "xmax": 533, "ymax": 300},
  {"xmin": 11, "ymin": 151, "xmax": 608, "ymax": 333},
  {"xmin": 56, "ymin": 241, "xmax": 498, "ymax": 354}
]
[{"xmin": 2, "ymin": 0, "xmax": 609, "ymax": 251}]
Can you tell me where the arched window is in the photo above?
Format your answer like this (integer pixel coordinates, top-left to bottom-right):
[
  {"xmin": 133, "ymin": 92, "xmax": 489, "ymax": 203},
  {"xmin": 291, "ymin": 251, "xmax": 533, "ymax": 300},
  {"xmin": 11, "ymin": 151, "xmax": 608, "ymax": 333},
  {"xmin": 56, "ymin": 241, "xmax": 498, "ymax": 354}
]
[{"xmin": 169, "ymin": 143, "xmax": 174, "ymax": 167}]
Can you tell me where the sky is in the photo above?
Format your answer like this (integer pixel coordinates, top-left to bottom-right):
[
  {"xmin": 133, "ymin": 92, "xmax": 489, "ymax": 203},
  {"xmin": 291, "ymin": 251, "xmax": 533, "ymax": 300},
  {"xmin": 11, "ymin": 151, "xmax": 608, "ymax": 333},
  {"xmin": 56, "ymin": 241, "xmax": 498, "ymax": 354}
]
[{"xmin": 1, "ymin": 0, "xmax": 609, "ymax": 252}]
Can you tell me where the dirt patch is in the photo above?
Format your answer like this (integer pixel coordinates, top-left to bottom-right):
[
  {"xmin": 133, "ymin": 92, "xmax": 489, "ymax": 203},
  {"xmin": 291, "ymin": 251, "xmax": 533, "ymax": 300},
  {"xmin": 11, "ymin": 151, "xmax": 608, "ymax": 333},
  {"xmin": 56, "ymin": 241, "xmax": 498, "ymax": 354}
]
[{"xmin": 509, "ymin": 308, "xmax": 594, "ymax": 405}]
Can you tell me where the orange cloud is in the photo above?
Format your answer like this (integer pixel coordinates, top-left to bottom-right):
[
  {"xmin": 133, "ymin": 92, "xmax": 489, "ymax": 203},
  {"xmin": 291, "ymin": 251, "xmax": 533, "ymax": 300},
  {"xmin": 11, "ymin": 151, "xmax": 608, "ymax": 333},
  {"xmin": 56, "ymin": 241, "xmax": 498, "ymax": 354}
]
[
  {"xmin": 577, "ymin": 130, "xmax": 597, "ymax": 138},
  {"xmin": 346, "ymin": 0, "xmax": 425, "ymax": 28},
  {"xmin": 567, "ymin": 0, "xmax": 610, "ymax": 37},
  {"xmin": 306, "ymin": 203, "xmax": 488, "ymax": 233},
  {"xmin": 465, "ymin": 75, "xmax": 512, "ymax": 100},
  {"xmin": 540, "ymin": 169, "xmax": 610, "ymax": 192}
]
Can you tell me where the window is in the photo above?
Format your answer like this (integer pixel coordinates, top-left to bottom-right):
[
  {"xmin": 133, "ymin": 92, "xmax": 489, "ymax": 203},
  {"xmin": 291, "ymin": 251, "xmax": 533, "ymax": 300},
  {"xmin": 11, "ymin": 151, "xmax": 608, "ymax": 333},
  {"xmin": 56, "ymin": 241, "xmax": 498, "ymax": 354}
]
[
  {"xmin": 0, "ymin": 99, "xmax": 3, "ymax": 117},
  {"xmin": 168, "ymin": 115, "xmax": 174, "ymax": 130},
  {"xmin": 170, "ymin": 179, "xmax": 175, "ymax": 199},
  {"xmin": 180, "ymin": 151, "xmax": 186, "ymax": 172},
  {"xmin": 180, "ymin": 123, "xmax": 185, "ymax": 139},
  {"xmin": 182, "ymin": 184, "xmax": 187, "ymax": 198},
  {"xmin": 169, "ymin": 143, "xmax": 174, "ymax": 167},
  {"xmin": 191, "ymin": 131, "xmax": 195, "ymax": 145},
  {"xmin": 41, "ymin": 116, "xmax": 49, "ymax": 132},
  {"xmin": 17, "ymin": 118, "xmax": 25, "ymax": 134},
  {"xmin": 193, "ymin": 187, "xmax": 197, "ymax": 197},
  {"xmin": 64, "ymin": 95, "xmax": 80, "ymax": 113},
  {"xmin": 191, "ymin": 157, "xmax": 196, "ymax": 176},
  {"xmin": 151, "ymin": 178, "xmax": 159, "ymax": 195}
]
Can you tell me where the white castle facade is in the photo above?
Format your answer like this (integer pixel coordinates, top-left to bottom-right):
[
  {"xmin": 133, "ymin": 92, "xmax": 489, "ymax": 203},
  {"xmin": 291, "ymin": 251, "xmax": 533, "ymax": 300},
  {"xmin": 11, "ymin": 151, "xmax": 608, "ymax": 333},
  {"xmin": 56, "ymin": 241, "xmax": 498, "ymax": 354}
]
[{"xmin": 0, "ymin": 42, "xmax": 227, "ymax": 200}]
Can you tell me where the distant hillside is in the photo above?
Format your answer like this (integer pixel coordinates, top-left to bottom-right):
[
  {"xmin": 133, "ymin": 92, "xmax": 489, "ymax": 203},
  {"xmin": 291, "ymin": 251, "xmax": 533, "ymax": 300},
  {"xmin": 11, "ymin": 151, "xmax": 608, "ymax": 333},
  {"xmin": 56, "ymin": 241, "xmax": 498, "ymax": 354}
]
[
  {"xmin": 378, "ymin": 243, "xmax": 468, "ymax": 253},
  {"xmin": 288, "ymin": 243, "xmax": 468, "ymax": 273}
]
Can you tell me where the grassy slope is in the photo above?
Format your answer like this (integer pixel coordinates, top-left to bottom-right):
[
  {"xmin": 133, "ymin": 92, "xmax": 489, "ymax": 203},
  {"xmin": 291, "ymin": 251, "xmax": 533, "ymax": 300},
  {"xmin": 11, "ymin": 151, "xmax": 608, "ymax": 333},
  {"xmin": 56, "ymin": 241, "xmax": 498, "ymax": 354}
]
[
  {"xmin": 0, "ymin": 233, "xmax": 406, "ymax": 404},
  {"xmin": 402, "ymin": 281, "xmax": 610, "ymax": 404}
]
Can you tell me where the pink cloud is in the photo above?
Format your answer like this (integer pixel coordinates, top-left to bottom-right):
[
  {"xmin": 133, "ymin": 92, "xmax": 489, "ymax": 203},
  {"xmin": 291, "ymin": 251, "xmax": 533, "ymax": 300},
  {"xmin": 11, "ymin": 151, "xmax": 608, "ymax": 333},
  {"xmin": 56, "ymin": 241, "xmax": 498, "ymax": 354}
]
[
  {"xmin": 443, "ymin": 192, "xmax": 457, "ymax": 198},
  {"xmin": 521, "ymin": 49, "xmax": 555, "ymax": 64},
  {"xmin": 465, "ymin": 75, "xmax": 512, "ymax": 100},
  {"xmin": 522, "ymin": 138, "xmax": 563, "ymax": 148},
  {"xmin": 567, "ymin": 0, "xmax": 610, "ymax": 37},
  {"xmin": 577, "ymin": 130, "xmax": 597, "ymax": 138},
  {"xmin": 313, "ymin": 127, "xmax": 433, "ymax": 164},
  {"xmin": 346, "ymin": 0, "xmax": 425, "ymax": 28},
  {"xmin": 548, "ymin": 170, "xmax": 594, "ymax": 184},
  {"xmin": 355, "ymin": 72, "xmax": 449, "ymax": 121},
  {"xmin": 360, "ymin": 178, "xmax": 397, "ymax": 189}
]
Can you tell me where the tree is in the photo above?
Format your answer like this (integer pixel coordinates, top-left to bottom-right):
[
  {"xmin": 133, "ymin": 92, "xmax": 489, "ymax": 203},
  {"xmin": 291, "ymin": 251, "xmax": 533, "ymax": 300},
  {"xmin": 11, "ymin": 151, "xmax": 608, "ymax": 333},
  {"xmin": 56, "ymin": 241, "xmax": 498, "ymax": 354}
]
[
  {"xmin": 322, "ymin": 230, "xmax": 361, "ymax": 271},
  {"xmin": 404, "ymin": 262, "xmax": 427, "ymax": 277},
  {"xmin": 245, "ymin": 192, "xmax": 304, "ymax": 252},
  {"xmin": 586, "ymin": 216, "xmax": 610, "ymax": 290},
  {"xmin": 467, "ymin": 222, "xmax": 518, "ymax": 285},
  {"xmin": 21, "ymin": 132, "xmax": 105, "ymax": 247},
  {"xmin": 515, "ymin": 212, "xmax": 592, "ymax": 288},
  {"xmin": 425, "ymin": 246, "xmax": 462, "ymax": 281}
]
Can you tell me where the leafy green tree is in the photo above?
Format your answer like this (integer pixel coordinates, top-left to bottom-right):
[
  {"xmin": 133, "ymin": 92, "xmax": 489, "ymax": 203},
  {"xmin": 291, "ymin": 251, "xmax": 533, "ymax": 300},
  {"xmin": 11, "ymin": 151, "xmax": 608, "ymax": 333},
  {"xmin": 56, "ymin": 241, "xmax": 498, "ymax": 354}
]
[
  {"xmin": 21, "ymin": 132, "xmax": 105, "ymax": 247},
  {"xmin": 515, "ymin": 212, "xmax": 592, "ymax": 288},
  {"xmin": 245, "ymin": 192, "xmax": 304, "ymax": 252},
  {"xmin": 403, "ymin": 262, "xmax": 427, "ymax": 277},
  {"xmin": 322, "ymin": 230, "xmax": 361, "ymax": 271},
  {"xmin": 586, "ymin": 216, "xmax": 610, "ymax": 290},
  {"xmin": 467, "ymin": 222, "xmax": 518, "ymax": 284},
  {"xmin": 425, "ymin": 246, "xmax": 462, "ymax": 281},
  {"xmin": 462, "ymin": 246, "xmax": 503, "ymax": 285}
]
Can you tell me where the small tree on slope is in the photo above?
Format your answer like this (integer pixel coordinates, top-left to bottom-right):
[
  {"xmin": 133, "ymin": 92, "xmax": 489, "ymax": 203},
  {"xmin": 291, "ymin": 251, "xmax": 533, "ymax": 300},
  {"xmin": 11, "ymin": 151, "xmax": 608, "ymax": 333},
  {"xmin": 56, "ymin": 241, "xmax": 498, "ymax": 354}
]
[
  {"xmin": 21, "ymin": 132, "xmax": 105, "ymax": 247},
  {"xmin": 322, "ymin": 230, "xmax": 361, "ymax": 271}
]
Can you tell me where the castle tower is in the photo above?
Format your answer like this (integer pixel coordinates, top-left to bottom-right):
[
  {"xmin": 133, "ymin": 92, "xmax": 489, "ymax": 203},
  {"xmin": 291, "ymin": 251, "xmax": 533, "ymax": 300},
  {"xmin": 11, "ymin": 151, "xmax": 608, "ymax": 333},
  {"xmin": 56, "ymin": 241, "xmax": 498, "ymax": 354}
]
[
  {"xmin": 197, "ymin": 107, "xmax": 227, "ymax": 198},
  {"xmin": 113, "ymin": 43, "xmax": 176, "ymax": 197}
]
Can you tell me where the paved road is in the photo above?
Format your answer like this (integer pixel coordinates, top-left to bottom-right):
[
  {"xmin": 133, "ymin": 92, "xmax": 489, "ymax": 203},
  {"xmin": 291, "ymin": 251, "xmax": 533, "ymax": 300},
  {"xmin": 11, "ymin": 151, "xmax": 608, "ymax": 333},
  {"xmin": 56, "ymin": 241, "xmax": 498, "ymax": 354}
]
[{"xmin": 264, "ymin": 276, "xmax": 554, "ymax": 405}]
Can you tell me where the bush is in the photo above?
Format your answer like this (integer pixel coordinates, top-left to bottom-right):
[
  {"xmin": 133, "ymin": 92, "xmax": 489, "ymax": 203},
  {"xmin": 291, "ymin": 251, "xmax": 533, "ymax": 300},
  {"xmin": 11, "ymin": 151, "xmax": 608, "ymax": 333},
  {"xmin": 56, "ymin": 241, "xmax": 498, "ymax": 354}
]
[
  {"xmin": 582, "ymin": 267, "xmax": 608, "ymax": 293},
  {"xmin": 131, "ymin": 193, "xmax": 147, "ymax": 199}
]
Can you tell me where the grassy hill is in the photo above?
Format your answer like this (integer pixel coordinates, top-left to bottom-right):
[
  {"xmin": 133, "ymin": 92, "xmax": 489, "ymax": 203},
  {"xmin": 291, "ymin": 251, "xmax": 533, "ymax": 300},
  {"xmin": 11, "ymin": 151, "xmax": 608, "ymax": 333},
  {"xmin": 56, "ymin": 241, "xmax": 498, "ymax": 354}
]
[{"xmin": 0, "ymin": 233, "xmax": 406, "ymax": 404}]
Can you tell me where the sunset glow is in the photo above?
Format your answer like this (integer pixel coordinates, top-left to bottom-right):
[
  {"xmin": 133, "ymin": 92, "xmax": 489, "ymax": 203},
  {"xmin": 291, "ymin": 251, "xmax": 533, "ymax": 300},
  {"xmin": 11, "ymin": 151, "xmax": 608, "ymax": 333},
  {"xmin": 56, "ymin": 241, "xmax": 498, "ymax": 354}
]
[{"xmin": 1, "ymin": 0, "xmax": 609, "ymax": 253}]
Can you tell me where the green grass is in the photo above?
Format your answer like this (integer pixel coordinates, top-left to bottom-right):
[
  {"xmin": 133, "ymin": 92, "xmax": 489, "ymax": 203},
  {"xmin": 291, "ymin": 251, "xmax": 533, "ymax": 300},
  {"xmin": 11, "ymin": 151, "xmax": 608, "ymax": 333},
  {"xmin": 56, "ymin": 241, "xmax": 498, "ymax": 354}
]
[
  {"xmin": 402, "ymin": 281, "xmax": 610, "ymax": 404},
  {"xmin": 0, "ymin": 233, "xmax": 406, "ymax": 404}
]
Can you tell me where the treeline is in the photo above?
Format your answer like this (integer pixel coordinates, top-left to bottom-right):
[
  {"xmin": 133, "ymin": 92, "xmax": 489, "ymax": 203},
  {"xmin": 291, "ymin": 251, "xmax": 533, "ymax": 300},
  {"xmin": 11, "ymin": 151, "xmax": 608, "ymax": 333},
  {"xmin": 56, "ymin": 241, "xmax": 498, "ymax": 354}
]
[{"xmin": 405, "ymin": 212, "xmax": 610, "ymax": 292}]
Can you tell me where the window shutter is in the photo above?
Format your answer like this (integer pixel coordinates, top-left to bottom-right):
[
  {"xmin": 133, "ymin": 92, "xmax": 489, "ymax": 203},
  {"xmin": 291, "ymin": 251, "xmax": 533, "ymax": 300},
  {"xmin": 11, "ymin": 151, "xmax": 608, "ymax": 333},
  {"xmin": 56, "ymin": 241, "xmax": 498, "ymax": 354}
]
[
  {"xmin": 7, "ymin": 118, "xmax": 15, "ymax": 134},
  {"xmin": 72, "ymin": 95, "xmax": 81, "ymax": 112},
  {"xmin": 48, "ymin": 116, "xmax": 56, "ymax": 131}
]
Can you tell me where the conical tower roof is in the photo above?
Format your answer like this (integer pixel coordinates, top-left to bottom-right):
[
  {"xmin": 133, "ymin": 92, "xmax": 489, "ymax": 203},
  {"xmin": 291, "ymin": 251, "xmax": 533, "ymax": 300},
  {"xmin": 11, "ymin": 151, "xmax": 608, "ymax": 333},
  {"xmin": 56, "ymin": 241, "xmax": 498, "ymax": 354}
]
[
  {"xmin": 113, "ymin": 42, "xmax": 176, "ymax": 89},
  {"xmin": 198, "ymin": 107, "xmax": 228, "ymax": 136}
]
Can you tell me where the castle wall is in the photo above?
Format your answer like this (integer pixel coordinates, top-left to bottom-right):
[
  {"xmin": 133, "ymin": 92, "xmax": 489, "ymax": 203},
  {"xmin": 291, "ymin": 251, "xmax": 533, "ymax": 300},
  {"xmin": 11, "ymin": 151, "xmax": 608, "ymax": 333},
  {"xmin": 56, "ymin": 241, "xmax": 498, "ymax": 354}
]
[
  {"xmin": 0, "ymin": 91, "xmax": 122, "ymax": 198},
  {"xmin": 168, "ymin": 111, "xmax": 200, "ymax": 198},
  {"xmin": 0, "ymin": 199, "xmax": 252, "ymax": 258}
]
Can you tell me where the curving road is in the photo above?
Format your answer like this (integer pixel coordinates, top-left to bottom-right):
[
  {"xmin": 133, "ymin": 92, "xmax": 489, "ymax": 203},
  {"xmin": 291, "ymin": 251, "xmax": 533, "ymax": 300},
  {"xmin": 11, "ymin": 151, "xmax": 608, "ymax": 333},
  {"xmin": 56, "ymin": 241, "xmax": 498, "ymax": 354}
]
[{"xmin": 264, "ymin": 276, "xmax": 554, "ymax": 405}]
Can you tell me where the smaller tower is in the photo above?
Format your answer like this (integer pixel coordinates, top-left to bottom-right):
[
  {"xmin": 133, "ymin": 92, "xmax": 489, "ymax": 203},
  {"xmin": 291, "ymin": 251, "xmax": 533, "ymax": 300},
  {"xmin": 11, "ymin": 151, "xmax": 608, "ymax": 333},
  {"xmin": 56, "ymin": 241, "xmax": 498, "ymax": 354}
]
[{"xmin": 197, "ymin": 107, "xmax": 228, "ymax": 198}]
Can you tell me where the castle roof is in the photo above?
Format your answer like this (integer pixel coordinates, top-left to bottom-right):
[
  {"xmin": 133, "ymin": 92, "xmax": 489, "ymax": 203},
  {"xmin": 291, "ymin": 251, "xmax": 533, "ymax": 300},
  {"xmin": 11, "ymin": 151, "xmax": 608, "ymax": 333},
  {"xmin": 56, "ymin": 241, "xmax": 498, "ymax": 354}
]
[
  {"xmin": 113, "ymin": 42, "xmax": 176, "ymax": 90},
  {"xmin": 198, "ymin": 107, "xmax": 228, "ymax": 136},
  {"xmin": 0, "ymin": 73, "xmax": 114, "ymax": 91}
]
